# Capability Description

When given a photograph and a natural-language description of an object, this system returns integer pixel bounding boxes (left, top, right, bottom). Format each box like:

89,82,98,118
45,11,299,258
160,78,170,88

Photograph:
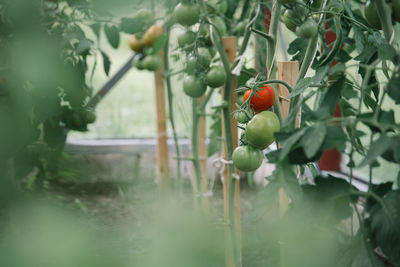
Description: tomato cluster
127,10,164,72
61,107,96,131
232,110,281,172
281,1,320,38
173,1,228,98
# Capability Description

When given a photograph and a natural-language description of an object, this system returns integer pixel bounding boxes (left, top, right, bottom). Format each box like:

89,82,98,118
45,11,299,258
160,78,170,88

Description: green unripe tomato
142,55,162,71
232,146,264,172
186,54,199,73
234,109,252,124
206,66,226,88
173,3,200,26
133,59,144,70
206,0,228,14
310,0,323,10
283,9,299,33
245,111,280,149
211,16,227,36
178,31,196,48
364,1,382,29
296,19,318,38
187,48,212,73
183,75,207,98
233,20,249,36
197,47,212,68
208,46,217,58
132,9,154,27
82,109,96,124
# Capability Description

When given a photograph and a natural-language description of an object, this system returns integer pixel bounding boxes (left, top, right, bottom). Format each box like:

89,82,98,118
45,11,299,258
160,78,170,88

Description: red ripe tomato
243,85,275,113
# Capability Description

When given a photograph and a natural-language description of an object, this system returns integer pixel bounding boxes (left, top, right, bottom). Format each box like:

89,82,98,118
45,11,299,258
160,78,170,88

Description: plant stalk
163,30,183,196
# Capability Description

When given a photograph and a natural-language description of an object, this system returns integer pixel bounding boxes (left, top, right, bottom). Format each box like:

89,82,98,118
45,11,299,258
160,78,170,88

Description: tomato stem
163,29,183,197
266,0,284,124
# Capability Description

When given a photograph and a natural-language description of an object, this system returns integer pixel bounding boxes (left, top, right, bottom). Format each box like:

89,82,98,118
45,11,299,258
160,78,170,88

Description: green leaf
248,178,280,220
337,233,384,267
275,128,307,161
300,123,327,158
387,72,400,104
273,163,302,203
100,51,111,76
150,34,167,55
288,38,309,63
341,81,358,99
336,50,352,63
289,77,312,98
366,182,393,212
104,25,120,49
315,74,344,119
359,134,395,167
238,67,256,87
378,44,396,61
119,18,146,34
321,125,347,151
369,190,400,265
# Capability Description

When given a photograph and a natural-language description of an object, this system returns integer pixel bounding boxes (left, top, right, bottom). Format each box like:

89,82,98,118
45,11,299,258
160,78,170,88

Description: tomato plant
243,85,275,113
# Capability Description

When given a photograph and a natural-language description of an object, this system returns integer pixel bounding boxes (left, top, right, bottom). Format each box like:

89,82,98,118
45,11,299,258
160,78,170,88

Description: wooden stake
277,61,299,214
198,96,209,213
154,50,170,190
277,61,299,267
222,36,241,267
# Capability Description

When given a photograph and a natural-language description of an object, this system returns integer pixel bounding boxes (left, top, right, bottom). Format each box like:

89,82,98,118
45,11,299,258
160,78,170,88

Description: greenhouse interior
0,0,399,266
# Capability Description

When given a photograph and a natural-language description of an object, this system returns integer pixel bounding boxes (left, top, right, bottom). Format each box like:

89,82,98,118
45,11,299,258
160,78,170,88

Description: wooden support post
154,50,170,191
222,36,241,267
277,61,299,213
277,61,299,267
198,96,209,213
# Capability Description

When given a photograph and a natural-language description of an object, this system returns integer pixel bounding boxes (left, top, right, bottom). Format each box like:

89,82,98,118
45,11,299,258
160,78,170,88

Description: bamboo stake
222,36,241,267
154,50,170,191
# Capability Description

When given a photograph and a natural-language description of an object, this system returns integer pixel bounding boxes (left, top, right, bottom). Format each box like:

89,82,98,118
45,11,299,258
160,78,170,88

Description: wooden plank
154,50,170,191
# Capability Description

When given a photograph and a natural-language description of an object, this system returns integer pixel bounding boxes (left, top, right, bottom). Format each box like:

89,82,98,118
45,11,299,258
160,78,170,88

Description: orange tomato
141,25,163,46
